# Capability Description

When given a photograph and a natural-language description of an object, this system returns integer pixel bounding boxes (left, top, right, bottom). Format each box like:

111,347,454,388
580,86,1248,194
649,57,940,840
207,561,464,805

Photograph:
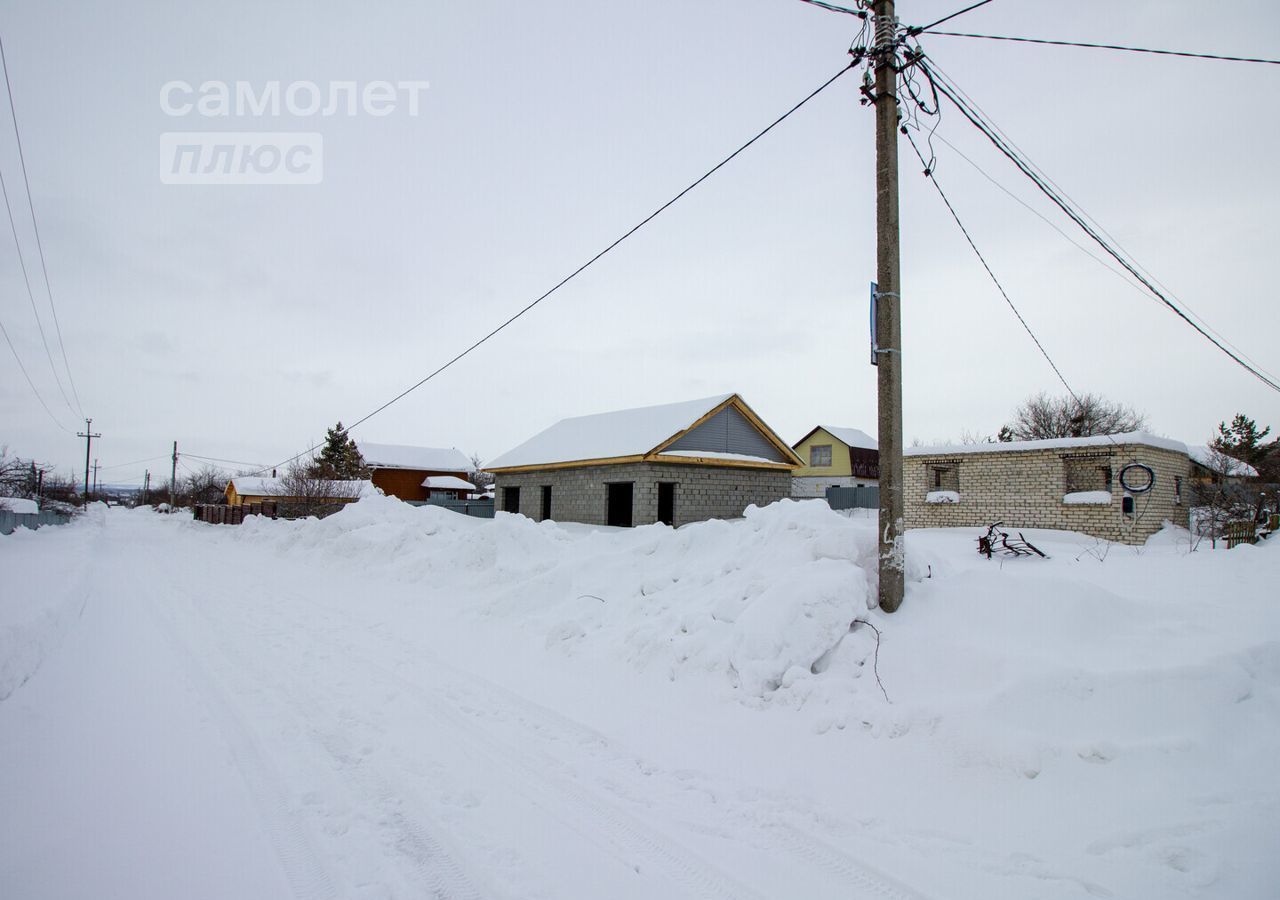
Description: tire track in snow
289,603,940,900
158,593,489,900
767,824,937,900
213,589,769,900
146,594,341,900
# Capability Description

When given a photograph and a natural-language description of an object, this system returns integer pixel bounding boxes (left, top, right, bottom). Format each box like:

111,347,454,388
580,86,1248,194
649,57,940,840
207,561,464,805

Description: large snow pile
237,496,897,708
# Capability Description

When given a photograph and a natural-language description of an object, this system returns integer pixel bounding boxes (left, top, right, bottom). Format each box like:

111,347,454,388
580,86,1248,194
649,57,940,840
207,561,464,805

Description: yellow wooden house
791,426,879,498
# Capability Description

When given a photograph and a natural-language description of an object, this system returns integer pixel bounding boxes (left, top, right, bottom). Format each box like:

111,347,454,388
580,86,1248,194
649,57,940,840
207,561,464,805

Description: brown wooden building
357,442,475,502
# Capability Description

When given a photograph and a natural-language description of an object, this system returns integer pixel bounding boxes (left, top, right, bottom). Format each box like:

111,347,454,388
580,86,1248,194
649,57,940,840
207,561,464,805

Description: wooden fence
193,501,277,525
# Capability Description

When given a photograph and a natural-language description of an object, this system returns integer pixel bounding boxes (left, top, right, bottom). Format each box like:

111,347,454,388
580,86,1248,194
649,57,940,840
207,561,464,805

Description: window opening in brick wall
810,445,832,467
930,465,959,491
1064,455,1113,493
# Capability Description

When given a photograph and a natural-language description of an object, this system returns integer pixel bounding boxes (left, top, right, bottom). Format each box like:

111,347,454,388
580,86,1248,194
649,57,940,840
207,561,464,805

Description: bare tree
1191,445,1263,549
182,464,229,506
278,456,364,519
468,451,494,493
1004,392,1148,441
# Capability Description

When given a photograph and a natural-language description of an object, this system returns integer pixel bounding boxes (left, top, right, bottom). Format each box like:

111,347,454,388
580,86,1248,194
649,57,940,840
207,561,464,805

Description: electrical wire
902,127,1078,401
0,313,71,432
923,31,1280,66
919,56,1278,386
911,0,995,35
182,452,271,469
1,164,74,414
795,0,866,16
0,33,84,417
250,62,857,476
915,57,1280,393
98,454,171,471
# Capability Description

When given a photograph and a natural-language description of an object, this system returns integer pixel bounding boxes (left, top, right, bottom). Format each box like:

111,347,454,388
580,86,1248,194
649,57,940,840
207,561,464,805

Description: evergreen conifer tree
310,422,369,480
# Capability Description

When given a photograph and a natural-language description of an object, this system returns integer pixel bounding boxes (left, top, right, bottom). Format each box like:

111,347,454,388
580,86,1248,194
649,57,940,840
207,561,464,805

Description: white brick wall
904,443,1191,544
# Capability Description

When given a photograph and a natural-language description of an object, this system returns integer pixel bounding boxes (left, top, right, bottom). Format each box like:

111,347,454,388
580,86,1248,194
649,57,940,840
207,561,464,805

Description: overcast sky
2,0,1278,487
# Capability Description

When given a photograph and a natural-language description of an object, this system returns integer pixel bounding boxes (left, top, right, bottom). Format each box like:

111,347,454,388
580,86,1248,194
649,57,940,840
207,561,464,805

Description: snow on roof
0,497,39,514
228,477,378,498
357,442,470,472
818,426,878,450
905,432,1190,457
487,394,735,469
1187,445,1259,477
422,475,476,491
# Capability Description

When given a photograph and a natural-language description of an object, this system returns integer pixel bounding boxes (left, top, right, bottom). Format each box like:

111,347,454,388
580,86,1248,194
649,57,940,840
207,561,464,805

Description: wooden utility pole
92,459,99,497
168,441,178,511
77,418,101,508
143,470,150,505
873,0,905,612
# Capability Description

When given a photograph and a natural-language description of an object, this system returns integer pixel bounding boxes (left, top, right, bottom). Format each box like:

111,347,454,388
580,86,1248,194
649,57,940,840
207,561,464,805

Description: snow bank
236,496,887,707
0,506,102,699
0,497,39,514
1063,490,1112,505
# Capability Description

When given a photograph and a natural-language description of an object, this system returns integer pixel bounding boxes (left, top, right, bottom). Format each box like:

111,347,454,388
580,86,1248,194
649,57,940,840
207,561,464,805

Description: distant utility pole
168,441,177,511
92,459,99,496
77,419,101,508
143,470,150,505
873,0,905,612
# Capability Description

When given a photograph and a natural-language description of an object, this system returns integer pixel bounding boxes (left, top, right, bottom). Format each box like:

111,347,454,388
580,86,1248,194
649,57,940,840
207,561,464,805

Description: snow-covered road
2,502,1278,899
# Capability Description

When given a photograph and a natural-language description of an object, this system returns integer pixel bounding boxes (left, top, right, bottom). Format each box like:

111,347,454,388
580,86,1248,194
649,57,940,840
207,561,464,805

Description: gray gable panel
663,405,787,462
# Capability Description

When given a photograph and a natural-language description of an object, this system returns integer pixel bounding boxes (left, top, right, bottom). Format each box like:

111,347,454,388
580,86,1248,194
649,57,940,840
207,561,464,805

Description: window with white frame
810,444,833,467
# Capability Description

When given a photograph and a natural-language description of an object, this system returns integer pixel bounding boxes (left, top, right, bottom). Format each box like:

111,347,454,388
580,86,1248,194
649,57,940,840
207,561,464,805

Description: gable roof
486,393,801,472
794,425,878,451
356,442,470,472
422,475,477,491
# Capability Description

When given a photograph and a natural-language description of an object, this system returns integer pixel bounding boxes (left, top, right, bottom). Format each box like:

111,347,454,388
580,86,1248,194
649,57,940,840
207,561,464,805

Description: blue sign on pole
870,281,878,366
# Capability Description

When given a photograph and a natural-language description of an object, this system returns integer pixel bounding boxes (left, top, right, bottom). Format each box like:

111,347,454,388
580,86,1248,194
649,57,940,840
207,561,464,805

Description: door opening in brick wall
540,484,552,521
606,482,633,527
657,482,675,526
503,485,520,514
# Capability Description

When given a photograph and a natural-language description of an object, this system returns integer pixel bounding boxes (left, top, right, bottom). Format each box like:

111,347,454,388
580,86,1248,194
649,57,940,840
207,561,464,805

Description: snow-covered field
1,498,1277,899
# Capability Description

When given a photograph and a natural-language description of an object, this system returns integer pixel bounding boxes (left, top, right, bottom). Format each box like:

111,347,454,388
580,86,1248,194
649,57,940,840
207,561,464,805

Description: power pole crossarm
873,0,906,612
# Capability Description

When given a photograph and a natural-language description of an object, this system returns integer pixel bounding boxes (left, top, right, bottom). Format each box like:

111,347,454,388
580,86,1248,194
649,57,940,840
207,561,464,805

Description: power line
98,453,171,471
927,129,1277,383
0,313,71,432
794,0,866,17
0,163,74,414
917,56,1277,386
911,0,995,35
915,57,1280,393
252,61,857,476
922,31,1280,66
0,33,84,417
182,452,271,469
902,127,1077,400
